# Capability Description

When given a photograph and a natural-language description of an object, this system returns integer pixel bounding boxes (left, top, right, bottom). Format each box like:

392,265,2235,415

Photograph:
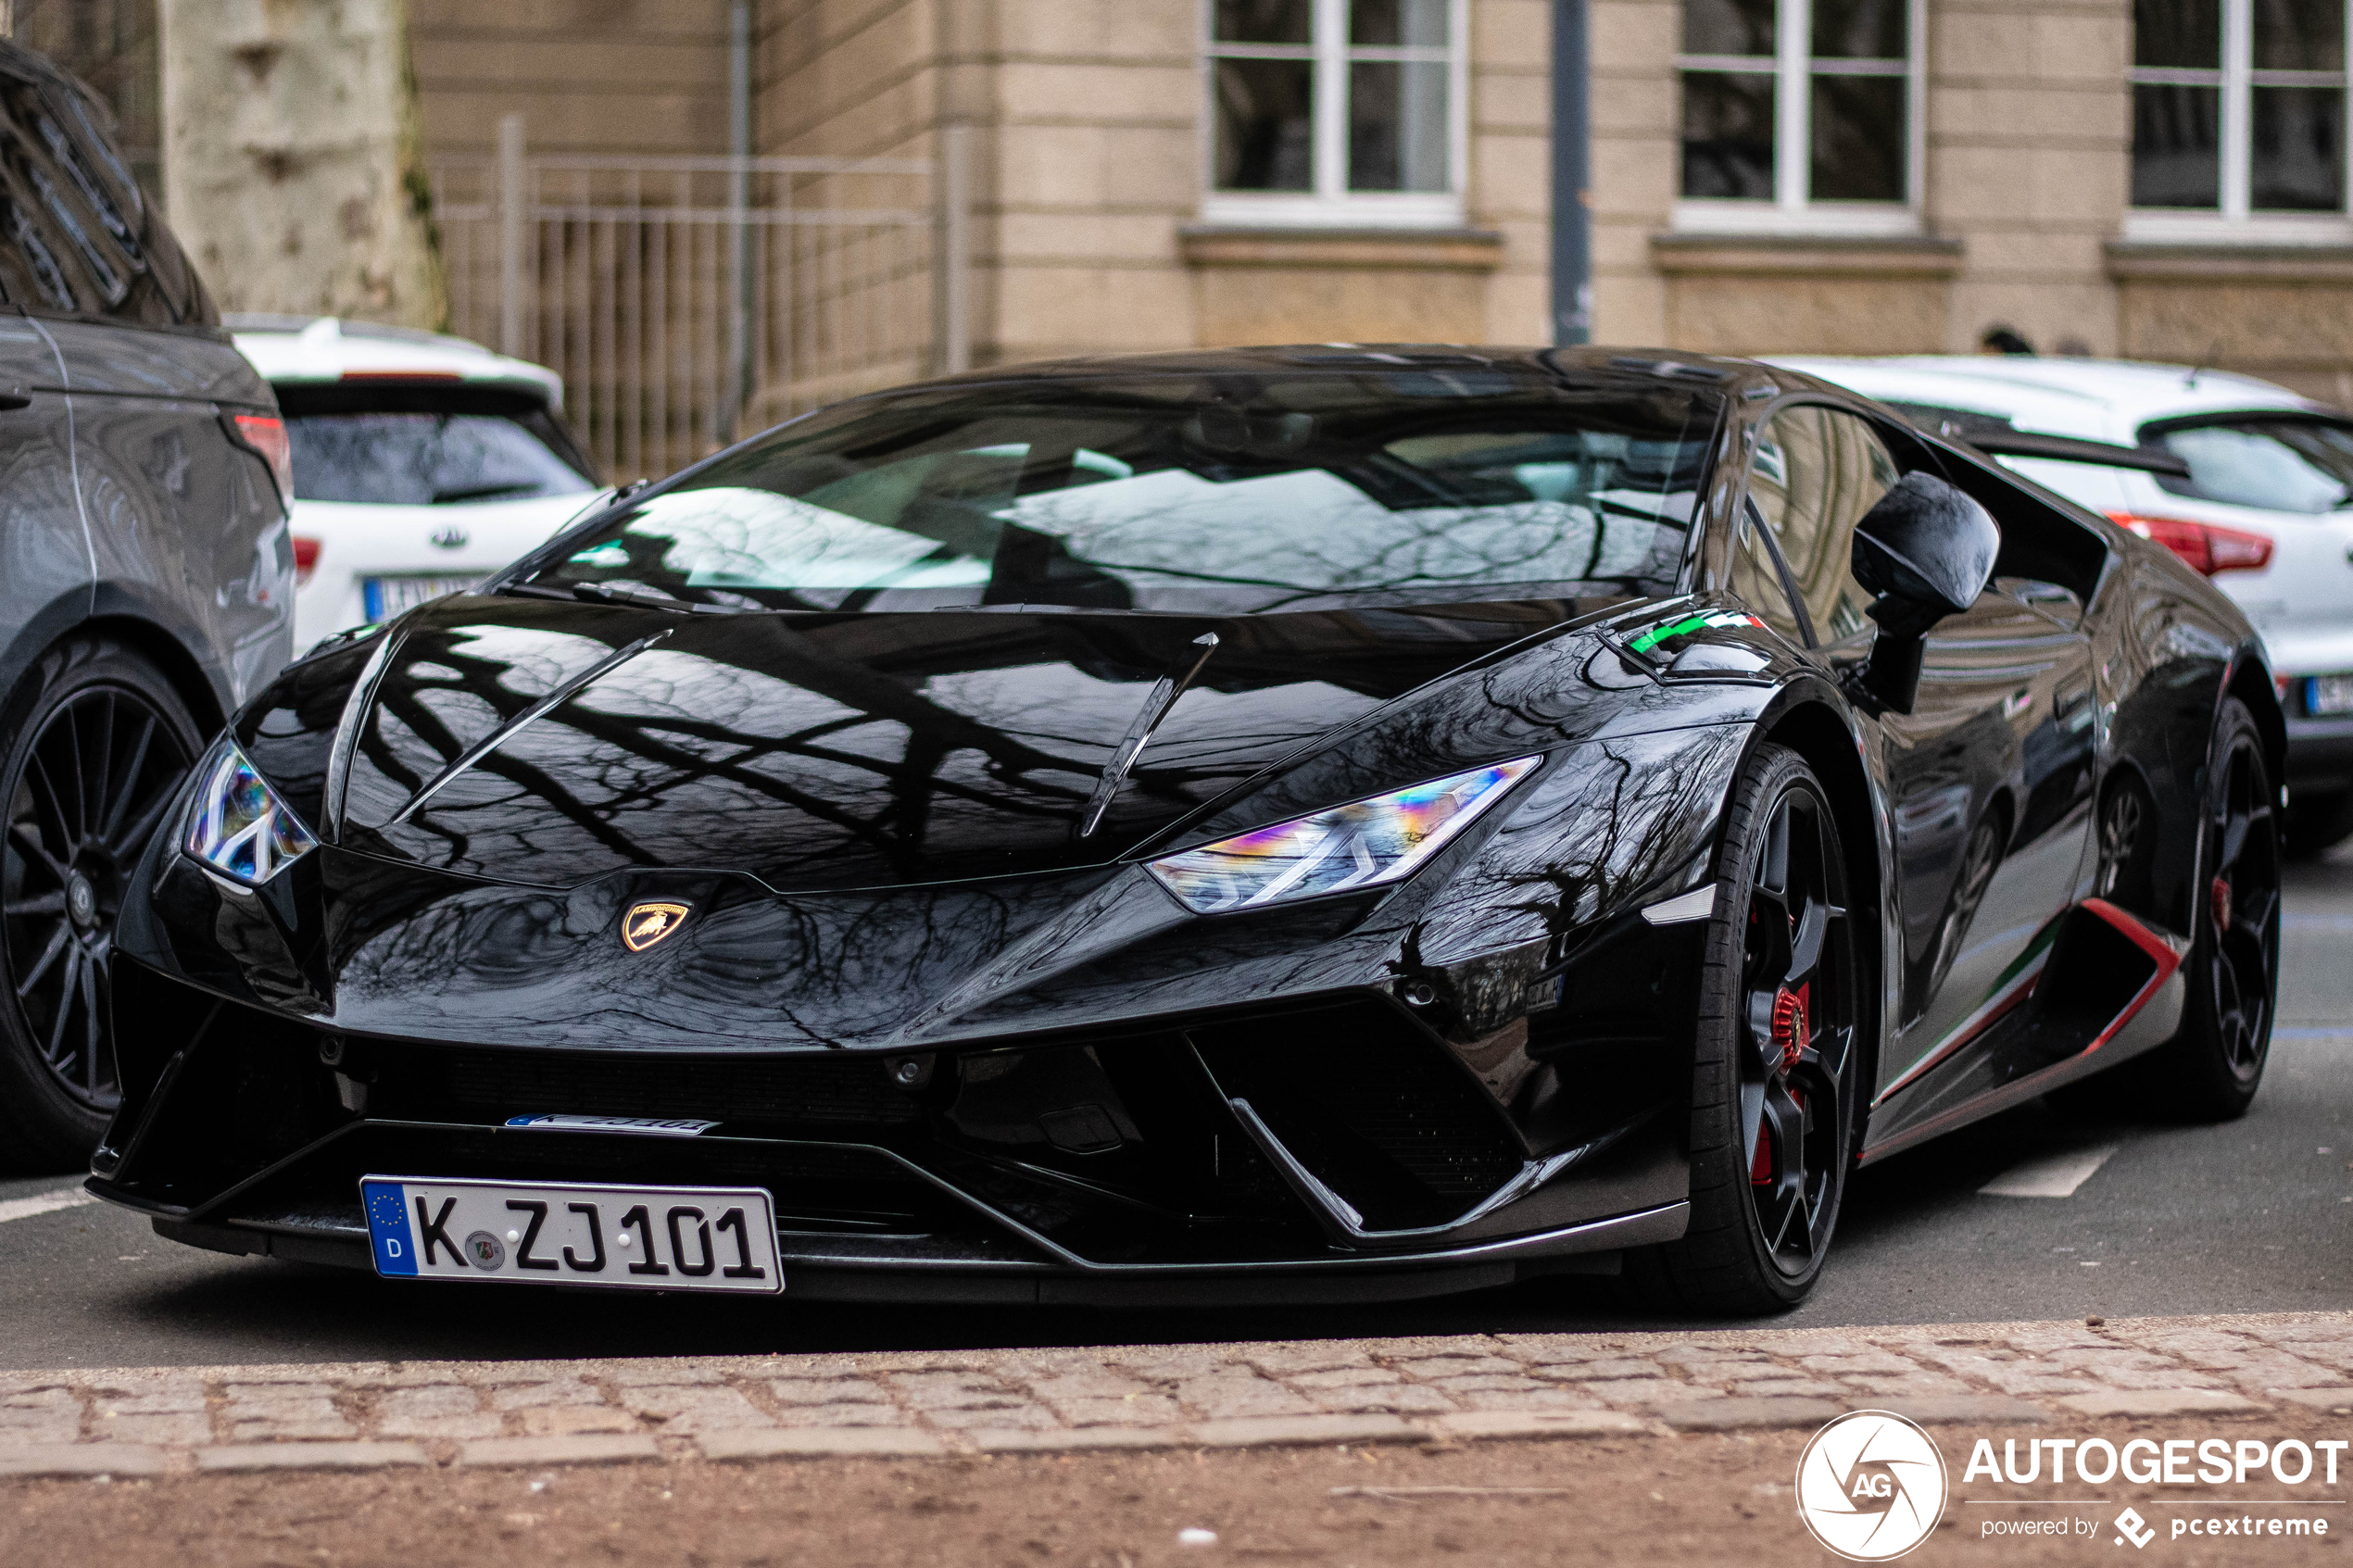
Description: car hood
244,594,1604,895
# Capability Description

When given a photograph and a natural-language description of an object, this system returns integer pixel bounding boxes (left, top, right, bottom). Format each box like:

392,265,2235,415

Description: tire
2283,788,2353,860
1629,743,1862,1315
0,637,201,1172
2151,696,2280,1122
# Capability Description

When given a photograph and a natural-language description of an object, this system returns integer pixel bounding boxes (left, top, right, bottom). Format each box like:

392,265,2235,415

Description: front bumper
94,959,1691,1305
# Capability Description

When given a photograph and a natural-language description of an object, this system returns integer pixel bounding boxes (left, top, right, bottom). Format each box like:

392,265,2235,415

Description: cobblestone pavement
5,1310,2350,1480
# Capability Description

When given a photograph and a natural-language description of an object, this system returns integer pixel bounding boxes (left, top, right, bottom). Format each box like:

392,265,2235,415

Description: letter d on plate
363,1180,419,1276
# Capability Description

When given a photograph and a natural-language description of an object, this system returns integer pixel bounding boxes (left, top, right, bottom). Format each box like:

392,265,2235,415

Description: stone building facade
352,0,2353,403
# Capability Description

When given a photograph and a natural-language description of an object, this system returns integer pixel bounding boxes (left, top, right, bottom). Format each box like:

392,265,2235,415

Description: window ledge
2105,238,2353,282
1178,225,1504,271
1649,232,1964,277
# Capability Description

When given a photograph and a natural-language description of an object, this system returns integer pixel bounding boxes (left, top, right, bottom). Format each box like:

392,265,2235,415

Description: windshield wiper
432,482,544,504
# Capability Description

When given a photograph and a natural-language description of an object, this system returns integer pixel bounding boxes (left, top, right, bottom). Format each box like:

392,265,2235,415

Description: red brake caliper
1752,983,1810,1185
2211,875,2232,935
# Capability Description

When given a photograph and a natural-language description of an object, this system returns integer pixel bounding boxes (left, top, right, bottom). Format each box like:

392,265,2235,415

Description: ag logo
621,900,690,952
1794,1410,1948,1562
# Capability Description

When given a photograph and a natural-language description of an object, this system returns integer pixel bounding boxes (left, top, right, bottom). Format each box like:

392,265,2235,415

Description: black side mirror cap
1846,472,2002,714
1853,472,2001,618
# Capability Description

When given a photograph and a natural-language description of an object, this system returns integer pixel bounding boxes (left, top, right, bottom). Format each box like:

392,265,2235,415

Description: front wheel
1629,743,1861,1314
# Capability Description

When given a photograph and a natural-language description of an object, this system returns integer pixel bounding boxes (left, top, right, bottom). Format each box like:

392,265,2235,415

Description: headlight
182,741,320,884
1146,757,1541,914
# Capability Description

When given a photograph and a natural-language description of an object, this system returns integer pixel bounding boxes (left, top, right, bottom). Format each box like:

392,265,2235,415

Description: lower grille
1191,1000,1525,1230
410,1049,924,1128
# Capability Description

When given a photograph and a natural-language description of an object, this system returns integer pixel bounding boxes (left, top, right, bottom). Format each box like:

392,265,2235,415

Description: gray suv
0,42,291,1168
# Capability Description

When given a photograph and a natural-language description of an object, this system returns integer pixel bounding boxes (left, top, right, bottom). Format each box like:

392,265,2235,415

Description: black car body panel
94,345,2274,1303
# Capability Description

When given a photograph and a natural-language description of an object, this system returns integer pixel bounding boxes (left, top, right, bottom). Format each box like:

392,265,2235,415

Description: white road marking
1979,1145,2120,1198
0,1185,98,1224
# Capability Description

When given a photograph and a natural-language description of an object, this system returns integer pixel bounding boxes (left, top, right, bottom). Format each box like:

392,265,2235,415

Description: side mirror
1846,472,2002,714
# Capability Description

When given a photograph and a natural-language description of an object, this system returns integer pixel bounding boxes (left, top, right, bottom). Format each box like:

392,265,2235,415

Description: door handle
0,392,30,411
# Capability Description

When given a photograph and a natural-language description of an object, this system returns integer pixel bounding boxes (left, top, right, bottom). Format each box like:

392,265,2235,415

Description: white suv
1780,354,2353,856
229,316,608,650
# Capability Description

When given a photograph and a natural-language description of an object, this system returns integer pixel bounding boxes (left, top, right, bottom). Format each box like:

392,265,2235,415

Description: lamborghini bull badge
621,901,690,952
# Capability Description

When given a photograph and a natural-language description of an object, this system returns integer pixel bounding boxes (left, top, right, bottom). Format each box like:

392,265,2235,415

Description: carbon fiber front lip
142,1203,1693,1278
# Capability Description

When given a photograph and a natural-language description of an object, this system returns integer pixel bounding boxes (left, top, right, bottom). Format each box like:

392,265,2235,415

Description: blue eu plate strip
362,1180,418,1276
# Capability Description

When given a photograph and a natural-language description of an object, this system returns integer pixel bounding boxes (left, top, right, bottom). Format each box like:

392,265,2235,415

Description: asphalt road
4,848,2348,1370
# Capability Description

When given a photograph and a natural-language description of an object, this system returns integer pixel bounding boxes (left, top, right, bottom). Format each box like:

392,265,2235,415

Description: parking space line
0,1185,97,1225
1978,1145,2120,1198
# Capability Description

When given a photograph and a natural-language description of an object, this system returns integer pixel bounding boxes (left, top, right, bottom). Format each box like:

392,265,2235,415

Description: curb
6,1308,2351,1481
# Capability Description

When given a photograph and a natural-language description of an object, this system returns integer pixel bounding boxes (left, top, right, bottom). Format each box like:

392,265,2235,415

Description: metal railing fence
432,119,970,483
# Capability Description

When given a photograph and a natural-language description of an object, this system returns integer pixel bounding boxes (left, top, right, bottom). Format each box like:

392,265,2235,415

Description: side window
0,70,202,328
1748,405,1896,647
1729,498,1806,646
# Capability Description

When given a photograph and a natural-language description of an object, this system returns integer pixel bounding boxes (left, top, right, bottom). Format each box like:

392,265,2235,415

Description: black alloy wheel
1631,742,1860,1313
0,638,199,1169
2158,697,2279,1120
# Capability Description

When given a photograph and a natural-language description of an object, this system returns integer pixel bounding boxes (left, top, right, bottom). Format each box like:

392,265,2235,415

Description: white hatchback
229,316,607,651
1779,354,2353,855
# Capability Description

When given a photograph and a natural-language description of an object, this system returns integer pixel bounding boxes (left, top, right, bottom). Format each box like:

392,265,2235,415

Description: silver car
0,41,290,1169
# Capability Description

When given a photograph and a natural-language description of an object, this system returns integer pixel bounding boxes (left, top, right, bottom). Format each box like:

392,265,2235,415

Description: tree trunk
158,0,445,328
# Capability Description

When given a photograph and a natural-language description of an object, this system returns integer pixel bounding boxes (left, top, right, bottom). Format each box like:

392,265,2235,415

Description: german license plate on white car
360,1175,782,1293
2309,674,2353,716
362,575,480,621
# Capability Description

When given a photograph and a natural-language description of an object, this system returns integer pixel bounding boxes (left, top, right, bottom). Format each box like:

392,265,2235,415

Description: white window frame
2124,0,2353,244
1201,0,1469,229
1671,0,1927,237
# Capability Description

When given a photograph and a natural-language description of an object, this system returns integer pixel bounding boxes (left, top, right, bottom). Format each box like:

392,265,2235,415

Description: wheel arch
77,615,229,740
2225,648,2287,795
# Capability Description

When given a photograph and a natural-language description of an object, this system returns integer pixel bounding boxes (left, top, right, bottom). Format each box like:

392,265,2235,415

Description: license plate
2309,674,2353,716
360,1175,782,1293
362,575,479,621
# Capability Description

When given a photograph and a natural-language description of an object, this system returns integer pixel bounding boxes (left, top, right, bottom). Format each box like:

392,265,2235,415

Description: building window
1675,0,1925,233
2130,0,2350,234
1203,0,1466,226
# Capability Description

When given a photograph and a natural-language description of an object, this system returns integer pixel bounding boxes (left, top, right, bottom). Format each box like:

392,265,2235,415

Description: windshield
517,369,1716,614
2149,417,2353,514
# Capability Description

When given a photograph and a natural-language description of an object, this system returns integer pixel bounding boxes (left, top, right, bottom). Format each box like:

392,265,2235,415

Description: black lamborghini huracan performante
91,347,2282,1312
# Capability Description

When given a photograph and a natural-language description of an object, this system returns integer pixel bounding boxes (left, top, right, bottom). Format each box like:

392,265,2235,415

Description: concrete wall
409,0,734,157
748,0,1551,369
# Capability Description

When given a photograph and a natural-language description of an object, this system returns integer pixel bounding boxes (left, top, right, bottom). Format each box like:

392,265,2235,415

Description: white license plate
360,1175,782,1293
2309,674,2353,716
362,575,479,621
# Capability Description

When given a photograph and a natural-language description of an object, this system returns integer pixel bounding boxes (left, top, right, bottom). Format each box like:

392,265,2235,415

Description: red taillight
233,413,295,506
2108,512,2275,575
292,535,320,585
